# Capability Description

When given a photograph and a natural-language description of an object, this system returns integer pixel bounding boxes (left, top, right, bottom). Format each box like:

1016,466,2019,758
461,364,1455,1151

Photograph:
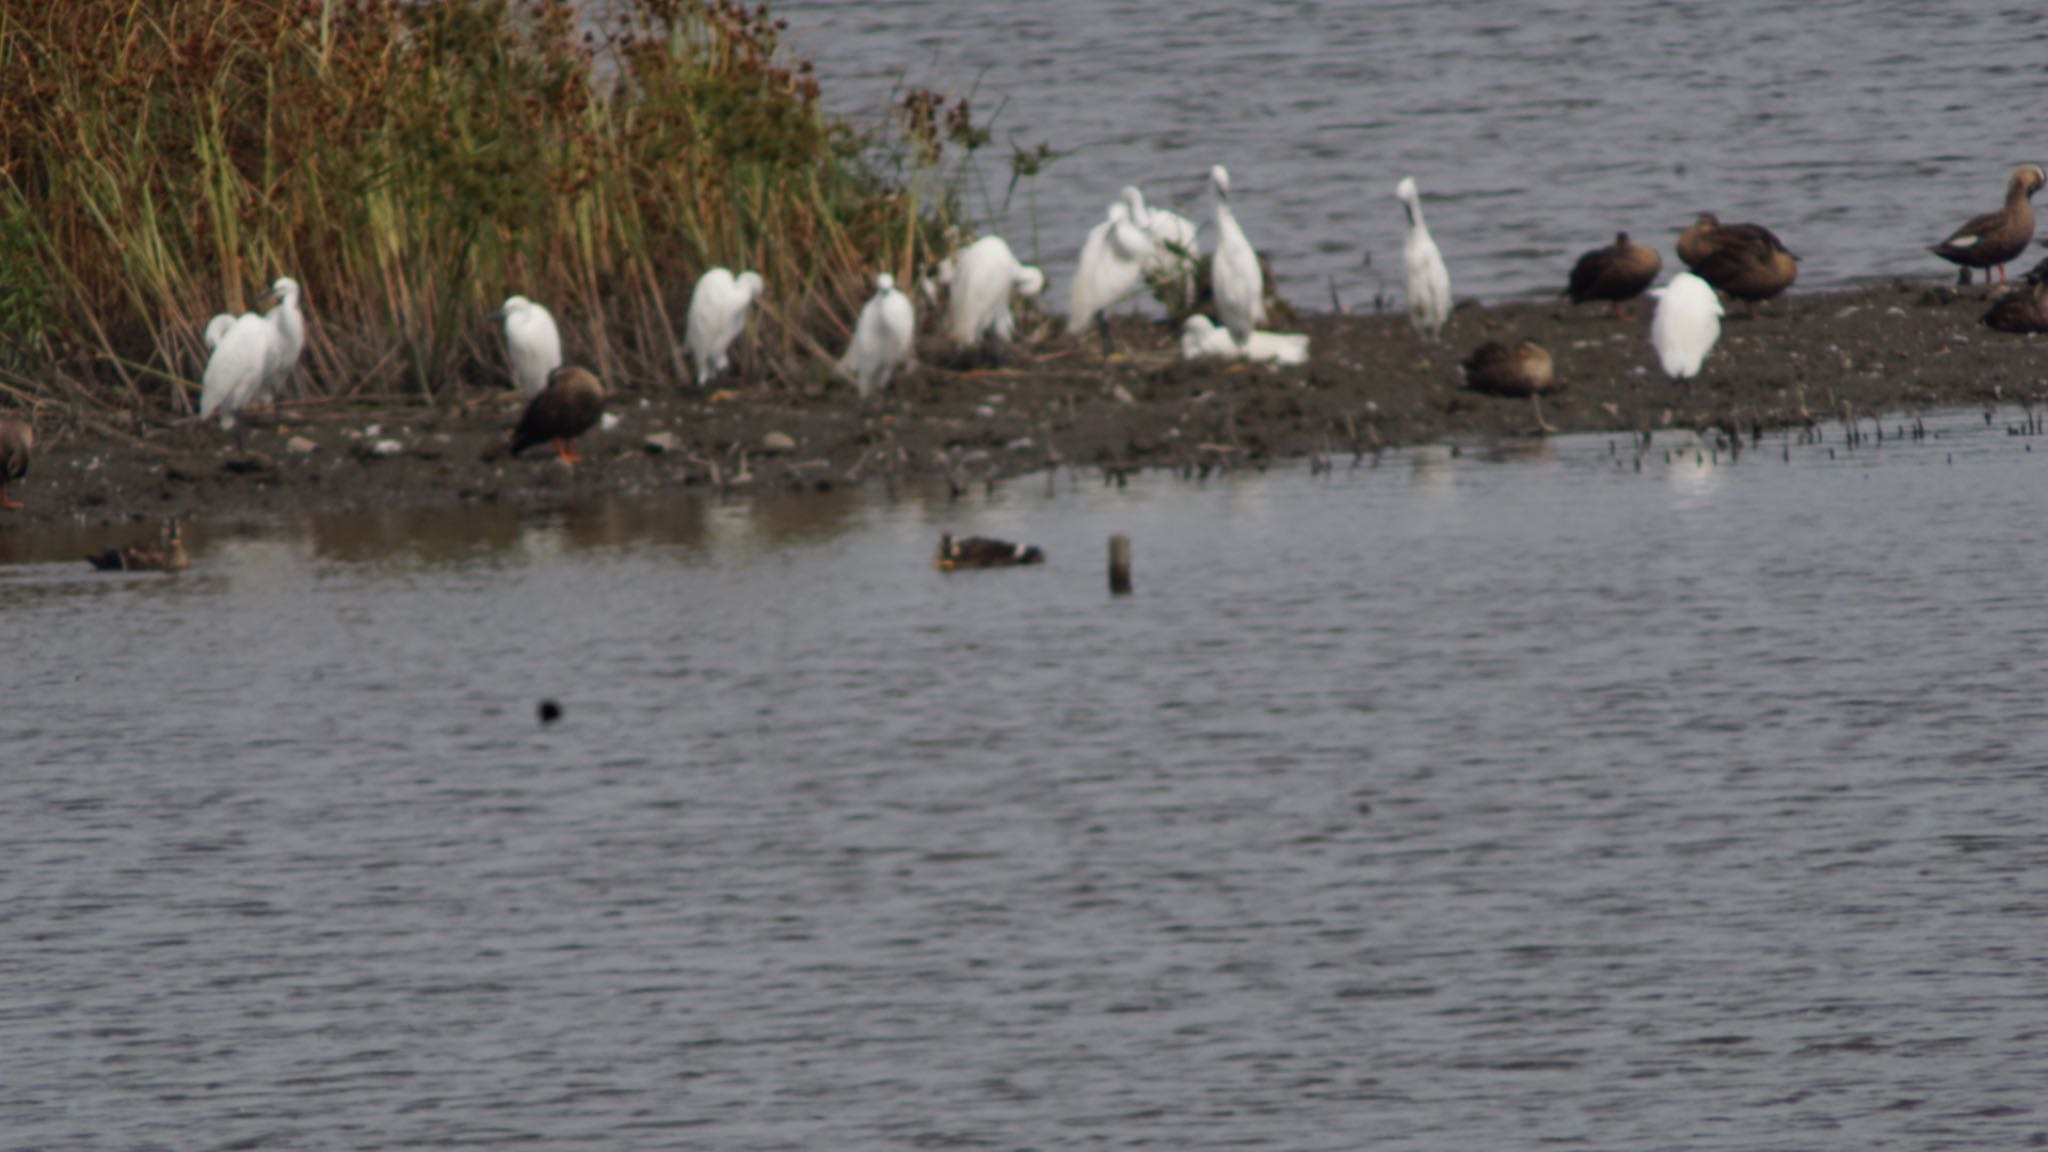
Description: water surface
5,412,2048,1149
778,0,2048,305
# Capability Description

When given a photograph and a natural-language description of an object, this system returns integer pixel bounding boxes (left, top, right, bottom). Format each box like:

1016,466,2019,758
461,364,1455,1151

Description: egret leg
1096,314,1114,358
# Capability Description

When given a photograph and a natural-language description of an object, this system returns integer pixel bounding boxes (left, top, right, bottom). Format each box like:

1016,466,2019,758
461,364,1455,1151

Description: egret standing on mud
1125,185,1201,298
1650,272,1723,382
1396,177,1452,341
264,277,305,402
1209,166,1264,348
1068,191,1155,353
686,268,765,385
842,273,915,399
942,236,1044,360
498,295,563,400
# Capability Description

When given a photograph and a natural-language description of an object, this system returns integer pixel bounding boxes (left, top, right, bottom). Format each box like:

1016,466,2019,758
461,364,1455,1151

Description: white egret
498,295,562,399
1068,195,1155,352
686,268,765,385
263,277,305,402
203,313,235,351
841,273,915,399
1179,314,1308,366
1395,176,1452,341
199,311,281,427
1650,272,1723,381
1123,185,1201,296
943,236,1045,357
1209,166,1264,348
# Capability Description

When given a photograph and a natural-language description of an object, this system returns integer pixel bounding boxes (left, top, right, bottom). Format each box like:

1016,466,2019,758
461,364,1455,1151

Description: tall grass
0,0,981,413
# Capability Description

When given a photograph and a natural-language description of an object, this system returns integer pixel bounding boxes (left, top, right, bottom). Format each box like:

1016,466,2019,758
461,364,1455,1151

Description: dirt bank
4,279,2044,530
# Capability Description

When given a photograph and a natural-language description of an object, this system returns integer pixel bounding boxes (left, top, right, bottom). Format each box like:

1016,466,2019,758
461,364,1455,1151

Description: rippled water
6,409,2048,1148
778,0,2048,305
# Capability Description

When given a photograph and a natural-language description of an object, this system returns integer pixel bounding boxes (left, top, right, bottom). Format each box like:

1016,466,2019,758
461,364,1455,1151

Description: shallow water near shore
6,407,2048,1148
778,0,2048,306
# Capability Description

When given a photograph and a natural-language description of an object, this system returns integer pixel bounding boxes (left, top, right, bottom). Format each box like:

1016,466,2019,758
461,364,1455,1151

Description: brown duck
1565,232,1662,318
87,519,189,572
934,532,1045,571
1981,256,2048,334
1930,164,2045,287
1459,340,1558,434
510,365,606,463
0,417,32,510
1677,213,1799,316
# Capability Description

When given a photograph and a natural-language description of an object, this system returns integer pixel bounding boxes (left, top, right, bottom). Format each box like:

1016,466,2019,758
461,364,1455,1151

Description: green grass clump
0,0,977,413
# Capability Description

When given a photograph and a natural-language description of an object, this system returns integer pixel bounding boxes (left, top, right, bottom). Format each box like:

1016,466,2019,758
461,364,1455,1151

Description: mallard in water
1981,256,2048,333
1459,340,1557,433
1565,232,1662,318
509,365,605,463
87,519,189,572
0,417,32,510
934,532,1045,571
1677,213,1799,317
1930,164,2045,288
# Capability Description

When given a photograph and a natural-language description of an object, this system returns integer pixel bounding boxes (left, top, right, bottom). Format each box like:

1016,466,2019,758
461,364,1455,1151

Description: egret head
875,272,895,294
1210,166,1231,200
1395,176,1419,205
269,277,301,308
1014,266,1046,299
496,295,534,320
736,271,765,300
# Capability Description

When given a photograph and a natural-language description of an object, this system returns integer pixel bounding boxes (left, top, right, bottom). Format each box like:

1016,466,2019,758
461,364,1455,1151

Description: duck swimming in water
934,532,1045,571
87,519,188,572
1930,164,2045,288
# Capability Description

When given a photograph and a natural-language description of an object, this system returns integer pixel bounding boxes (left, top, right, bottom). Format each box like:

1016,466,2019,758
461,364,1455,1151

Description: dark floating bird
934,532,1046,571
510,365,606,464
1564,232,1662,318
538,699,564,725
1930,164,2045,288
1458,339,1558,434
87,519,188,572
0,416,33,510
1981,256,2048,334
1677,213,1800,317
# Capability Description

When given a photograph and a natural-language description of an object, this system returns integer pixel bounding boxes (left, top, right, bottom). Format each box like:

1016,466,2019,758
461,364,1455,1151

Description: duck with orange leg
0,416,32,510
934,532,1045,571
87,519,188,572
1930,164,2045,289
509,365,606,465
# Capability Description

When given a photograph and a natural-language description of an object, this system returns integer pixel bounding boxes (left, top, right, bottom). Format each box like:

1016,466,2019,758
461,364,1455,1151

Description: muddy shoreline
4,280,2044,531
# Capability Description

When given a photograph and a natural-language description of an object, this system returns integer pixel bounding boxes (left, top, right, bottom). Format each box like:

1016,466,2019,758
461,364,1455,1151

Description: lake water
6,409,2048,1148
777,0,2048,306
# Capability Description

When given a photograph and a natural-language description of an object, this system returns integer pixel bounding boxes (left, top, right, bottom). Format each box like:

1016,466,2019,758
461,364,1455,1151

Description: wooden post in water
1108,534,1133,596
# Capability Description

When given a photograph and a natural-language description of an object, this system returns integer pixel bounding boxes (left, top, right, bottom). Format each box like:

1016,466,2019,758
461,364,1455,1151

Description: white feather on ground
841,273,916,398
943,236,1044,348
1649,271,1723,381
686,268,765,385
1209,166,1265,347
1180,314,1309,365
1396,176,1452,341
499,295,563,399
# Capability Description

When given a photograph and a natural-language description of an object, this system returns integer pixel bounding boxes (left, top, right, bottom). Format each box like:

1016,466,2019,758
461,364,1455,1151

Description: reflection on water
5,410,2048,1150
